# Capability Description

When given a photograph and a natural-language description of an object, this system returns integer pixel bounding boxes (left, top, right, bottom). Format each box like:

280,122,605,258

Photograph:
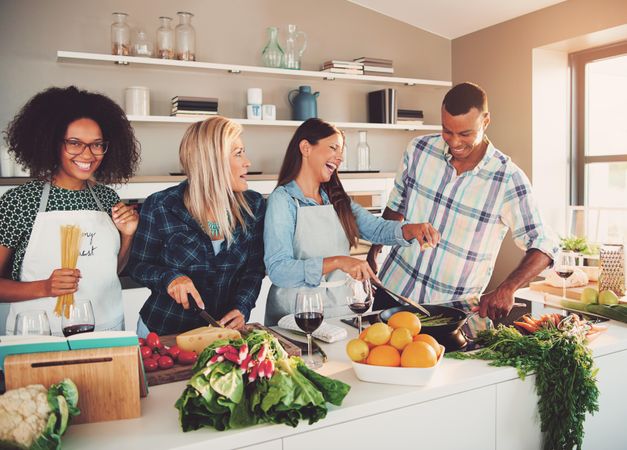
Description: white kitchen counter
63,289,627,450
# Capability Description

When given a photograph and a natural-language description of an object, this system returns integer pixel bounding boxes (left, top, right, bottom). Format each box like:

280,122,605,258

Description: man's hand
401,223,441,248
474,287,515,320
366,245,383,273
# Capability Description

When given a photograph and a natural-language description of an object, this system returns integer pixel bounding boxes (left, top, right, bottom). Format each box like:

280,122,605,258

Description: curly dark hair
4,86,140,184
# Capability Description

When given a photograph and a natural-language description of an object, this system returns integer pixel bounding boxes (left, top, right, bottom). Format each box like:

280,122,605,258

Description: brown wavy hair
277,118,359,248
4,86,140,184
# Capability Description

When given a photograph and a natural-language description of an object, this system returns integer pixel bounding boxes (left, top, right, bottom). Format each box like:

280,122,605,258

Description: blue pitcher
288,86,319,121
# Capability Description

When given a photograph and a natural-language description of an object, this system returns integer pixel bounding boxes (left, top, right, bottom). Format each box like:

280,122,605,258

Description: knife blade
188,294,223,328
271,329,328,362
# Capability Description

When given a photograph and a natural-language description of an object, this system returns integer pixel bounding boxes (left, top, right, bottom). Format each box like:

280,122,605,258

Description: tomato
138,337,145,346
157,345,170,356
145,332,161,349
158,355,174,369
140,346,153,360
167,345,181,361
143,358,158,372
178,350,198,365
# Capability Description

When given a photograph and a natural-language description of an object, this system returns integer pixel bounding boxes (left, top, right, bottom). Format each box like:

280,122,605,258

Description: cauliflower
0,379,79,450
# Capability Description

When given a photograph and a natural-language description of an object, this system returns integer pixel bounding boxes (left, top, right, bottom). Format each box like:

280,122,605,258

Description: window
571,42,627,208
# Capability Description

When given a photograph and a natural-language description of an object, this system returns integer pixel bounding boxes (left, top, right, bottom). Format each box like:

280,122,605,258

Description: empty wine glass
346,277,373,334
14,310,51,336
294,290,323,369
555,251,576,299
62,300,96,337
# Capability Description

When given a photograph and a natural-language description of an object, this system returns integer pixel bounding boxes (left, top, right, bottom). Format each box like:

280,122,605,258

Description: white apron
6,182,124,335
264,197,352,326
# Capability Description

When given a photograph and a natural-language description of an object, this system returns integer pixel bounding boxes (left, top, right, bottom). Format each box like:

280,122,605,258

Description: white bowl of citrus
346,311,444,386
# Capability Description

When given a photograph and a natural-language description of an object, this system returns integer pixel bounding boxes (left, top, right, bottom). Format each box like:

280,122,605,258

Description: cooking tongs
374,283,431,317
188,294,223,328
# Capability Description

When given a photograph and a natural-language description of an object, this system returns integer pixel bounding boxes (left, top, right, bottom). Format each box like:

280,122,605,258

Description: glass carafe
356,131,370,171
261,27,284,68
132,29,153,57
282,24,307,70
156,16,174,59
111,12,130,56
175,11,196,61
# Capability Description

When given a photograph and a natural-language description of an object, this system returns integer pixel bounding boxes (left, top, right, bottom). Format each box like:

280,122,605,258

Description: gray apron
264,197,353,326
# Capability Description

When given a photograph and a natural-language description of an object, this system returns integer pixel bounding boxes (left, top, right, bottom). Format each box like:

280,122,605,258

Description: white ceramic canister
124,86,150,116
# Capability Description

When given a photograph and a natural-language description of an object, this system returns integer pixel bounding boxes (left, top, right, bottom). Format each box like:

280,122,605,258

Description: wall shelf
127,115,441,131
57,51,452,88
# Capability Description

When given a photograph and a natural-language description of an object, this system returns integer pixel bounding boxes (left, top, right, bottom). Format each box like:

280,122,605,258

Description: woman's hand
45,268,80,297
112,202,139,237
167,276,204,310
336,256,380,283
401,223,441,249
220,309,245,330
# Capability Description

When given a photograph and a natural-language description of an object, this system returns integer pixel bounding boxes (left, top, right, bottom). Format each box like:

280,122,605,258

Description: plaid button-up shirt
379,134,558,303
128,181,265,335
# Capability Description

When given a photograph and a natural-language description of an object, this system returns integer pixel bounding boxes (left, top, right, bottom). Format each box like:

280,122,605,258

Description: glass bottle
282,24,307,70
339,134,348,171
175,11,196,61
261,27,284,68
156,16,174,59
356,131,370,171
111,12,130,56
132,29,153,57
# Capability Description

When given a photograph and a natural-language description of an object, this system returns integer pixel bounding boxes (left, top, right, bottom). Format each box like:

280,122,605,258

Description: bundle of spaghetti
54,225,82,318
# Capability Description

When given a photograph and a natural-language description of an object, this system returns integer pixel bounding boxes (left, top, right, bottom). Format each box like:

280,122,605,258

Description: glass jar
356,131,370,171
175,11,196,61
111,12,130,56
156,16,174,59
283,24,307,70
132,29,153,57
339,134,349,171
261,27,283,68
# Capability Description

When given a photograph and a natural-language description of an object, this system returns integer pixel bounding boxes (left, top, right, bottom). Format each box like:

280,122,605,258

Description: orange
413,334,441,357
346,339,370,362
387,311,422,336
366,345,401,367
389,327,413,351
400,341,437,368
363,323,393,346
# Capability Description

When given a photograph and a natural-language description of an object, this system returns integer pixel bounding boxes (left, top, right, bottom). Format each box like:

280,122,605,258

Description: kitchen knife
188,294,223,328
271,329,328,362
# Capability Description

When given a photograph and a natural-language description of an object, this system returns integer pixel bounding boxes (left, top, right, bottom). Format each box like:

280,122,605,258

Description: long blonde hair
179,116,252,244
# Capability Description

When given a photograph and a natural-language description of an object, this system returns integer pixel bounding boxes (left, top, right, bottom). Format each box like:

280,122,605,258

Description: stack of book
367,89,397,124
397,109,424,126
353,57,394,76
171,96,218,117
321,60,364,74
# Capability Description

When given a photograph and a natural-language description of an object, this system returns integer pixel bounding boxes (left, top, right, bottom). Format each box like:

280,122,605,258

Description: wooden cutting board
528,280,597,300
145,323,302,387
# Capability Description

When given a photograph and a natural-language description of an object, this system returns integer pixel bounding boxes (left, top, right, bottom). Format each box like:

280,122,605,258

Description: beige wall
0,0,450,177
452,0,627,290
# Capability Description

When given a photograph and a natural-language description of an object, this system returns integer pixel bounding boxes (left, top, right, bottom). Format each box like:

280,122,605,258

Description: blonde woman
128,116,265,336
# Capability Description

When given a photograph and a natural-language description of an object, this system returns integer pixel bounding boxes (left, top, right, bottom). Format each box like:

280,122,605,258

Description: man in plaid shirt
368,82,558,321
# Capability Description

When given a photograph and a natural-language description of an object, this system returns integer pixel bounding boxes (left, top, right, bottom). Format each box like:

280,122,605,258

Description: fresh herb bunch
560,236,599,255
447,325,599,450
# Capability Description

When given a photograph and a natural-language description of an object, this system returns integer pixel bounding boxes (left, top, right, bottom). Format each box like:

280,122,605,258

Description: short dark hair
4,86,140,184
442,82,488,116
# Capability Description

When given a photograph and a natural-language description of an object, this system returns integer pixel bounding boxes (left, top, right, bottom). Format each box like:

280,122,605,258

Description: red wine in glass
348,302,371,314
295,312,324,333
556,270,574,279
63,324,95,337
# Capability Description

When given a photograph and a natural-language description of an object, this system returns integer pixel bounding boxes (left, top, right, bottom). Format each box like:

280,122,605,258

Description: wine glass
555,251,576,299
14,310,51,336
346,277,373,334
62,300,96,337
294,290,324,369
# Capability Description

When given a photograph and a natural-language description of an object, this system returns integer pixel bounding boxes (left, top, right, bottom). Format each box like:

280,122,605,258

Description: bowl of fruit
346,312,444,386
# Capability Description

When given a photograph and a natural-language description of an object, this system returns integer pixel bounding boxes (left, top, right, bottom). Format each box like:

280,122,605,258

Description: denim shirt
264,180,411,288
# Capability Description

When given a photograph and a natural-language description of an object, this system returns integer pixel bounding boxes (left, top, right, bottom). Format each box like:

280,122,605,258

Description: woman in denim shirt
129,117,265,336
263,118,439,325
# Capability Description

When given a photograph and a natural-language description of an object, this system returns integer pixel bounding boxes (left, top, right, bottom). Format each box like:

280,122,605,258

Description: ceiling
347,0,567,39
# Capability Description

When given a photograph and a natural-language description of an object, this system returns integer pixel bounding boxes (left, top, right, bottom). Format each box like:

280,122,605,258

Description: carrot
515,321,538,333
523,315,538,326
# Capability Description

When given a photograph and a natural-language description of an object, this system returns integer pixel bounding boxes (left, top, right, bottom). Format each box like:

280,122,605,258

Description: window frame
570,41,627,206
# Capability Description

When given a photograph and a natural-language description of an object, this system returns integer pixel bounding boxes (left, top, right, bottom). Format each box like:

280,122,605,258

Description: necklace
207,221,220,237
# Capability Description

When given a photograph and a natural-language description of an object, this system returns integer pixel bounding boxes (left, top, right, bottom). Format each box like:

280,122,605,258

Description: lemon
389,327,413,351
346,339,370,362
363,323,393,346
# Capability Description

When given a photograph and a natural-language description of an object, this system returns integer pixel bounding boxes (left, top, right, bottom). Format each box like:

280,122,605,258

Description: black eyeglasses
63,139,109,156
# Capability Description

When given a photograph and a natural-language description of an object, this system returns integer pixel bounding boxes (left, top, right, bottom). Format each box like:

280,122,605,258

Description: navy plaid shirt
128,181,265,335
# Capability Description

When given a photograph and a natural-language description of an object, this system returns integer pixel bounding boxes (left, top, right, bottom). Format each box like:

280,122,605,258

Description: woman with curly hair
0,86,140,334
128,116,265,336
263,118,440,326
